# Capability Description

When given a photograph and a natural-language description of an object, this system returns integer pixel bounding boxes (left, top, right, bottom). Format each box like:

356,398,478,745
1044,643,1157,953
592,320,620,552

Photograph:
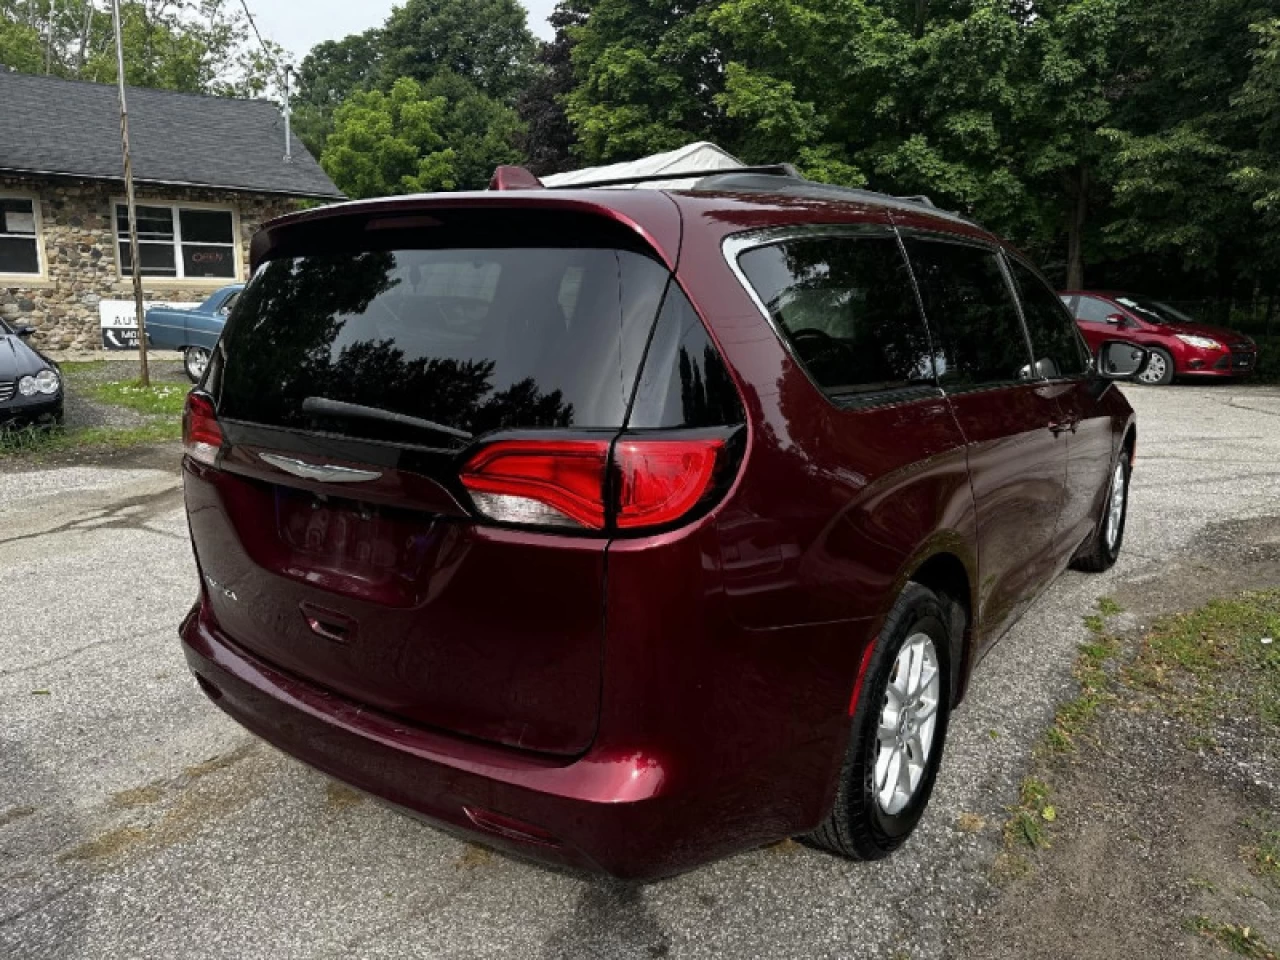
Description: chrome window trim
721,225,945,412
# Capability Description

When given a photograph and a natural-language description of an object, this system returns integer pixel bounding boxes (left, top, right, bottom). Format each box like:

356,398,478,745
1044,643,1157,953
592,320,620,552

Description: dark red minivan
179,167,1146,879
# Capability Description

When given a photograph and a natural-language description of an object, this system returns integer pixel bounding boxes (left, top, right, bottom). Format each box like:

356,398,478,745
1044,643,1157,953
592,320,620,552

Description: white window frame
0,191,47,281
112,199,242,283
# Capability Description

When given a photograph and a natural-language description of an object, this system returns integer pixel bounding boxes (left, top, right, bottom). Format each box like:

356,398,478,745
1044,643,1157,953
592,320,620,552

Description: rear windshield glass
217,247,669,445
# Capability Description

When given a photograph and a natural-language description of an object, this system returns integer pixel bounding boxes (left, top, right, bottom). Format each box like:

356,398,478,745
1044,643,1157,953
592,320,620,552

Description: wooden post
111,0,150,386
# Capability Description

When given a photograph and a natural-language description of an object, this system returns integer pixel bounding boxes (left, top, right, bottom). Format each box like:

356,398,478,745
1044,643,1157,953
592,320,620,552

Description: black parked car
0,319,63,425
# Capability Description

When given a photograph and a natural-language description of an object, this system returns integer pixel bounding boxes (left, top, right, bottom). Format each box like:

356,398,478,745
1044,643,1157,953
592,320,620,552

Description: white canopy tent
540,141,745,190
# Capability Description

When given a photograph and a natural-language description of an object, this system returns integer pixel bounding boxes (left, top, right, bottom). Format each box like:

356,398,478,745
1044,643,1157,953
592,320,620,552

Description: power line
236,0,283,83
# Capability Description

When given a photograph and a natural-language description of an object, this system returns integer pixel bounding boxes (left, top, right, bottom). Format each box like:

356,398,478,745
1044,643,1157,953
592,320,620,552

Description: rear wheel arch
902,551,973,706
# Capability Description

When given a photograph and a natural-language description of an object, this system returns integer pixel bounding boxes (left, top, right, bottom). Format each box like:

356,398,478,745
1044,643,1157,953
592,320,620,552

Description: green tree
382,0,538,102
0,0,285,98
565,0,732,162
421,70,524,189
1094,0,1280,318
321,77,458,198
711,0,1027,206
516,2,585,176
293,29,386,156
1013,0,1131,287
0,12,43,73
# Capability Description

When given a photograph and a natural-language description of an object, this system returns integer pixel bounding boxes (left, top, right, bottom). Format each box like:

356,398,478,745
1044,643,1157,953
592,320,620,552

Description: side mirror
13,324,35,338
1097,340,1149,380
1105,313,1127,326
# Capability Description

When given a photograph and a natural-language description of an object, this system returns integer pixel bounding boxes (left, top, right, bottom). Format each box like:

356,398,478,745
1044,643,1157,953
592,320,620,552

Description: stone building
0,70,342,351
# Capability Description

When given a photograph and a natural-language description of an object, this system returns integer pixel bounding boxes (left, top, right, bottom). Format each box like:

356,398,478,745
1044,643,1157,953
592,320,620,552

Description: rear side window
1008,259,1091,378
903,238,1031,388
217,246,669,444
736,235,935,400
1075,296,1116,324
628,283,743,429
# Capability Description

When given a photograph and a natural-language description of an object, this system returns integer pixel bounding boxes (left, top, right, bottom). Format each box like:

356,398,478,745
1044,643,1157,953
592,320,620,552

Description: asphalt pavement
2,383,1279,960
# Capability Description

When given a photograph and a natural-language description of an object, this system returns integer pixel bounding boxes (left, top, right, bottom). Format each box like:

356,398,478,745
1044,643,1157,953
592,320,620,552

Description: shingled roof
0,70,343,200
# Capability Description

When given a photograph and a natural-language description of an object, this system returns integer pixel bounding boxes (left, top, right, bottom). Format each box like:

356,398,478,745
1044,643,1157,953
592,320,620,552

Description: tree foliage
0,0,284,97
321,77,457,198
291,0,532,190
4,0,1280,324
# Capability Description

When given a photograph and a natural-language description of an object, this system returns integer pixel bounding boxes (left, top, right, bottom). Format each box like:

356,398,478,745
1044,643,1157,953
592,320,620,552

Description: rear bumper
180,605,818,879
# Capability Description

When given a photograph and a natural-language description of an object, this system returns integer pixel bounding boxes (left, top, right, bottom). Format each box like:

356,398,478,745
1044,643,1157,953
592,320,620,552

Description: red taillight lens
460,436,728,532
615,439,723,529
461,439,610,529
183,392,223,467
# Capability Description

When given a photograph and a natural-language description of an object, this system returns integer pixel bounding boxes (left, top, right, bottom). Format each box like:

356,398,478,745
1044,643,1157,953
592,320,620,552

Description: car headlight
17,375,37,396
1175,334,1223,350
35,369,60,395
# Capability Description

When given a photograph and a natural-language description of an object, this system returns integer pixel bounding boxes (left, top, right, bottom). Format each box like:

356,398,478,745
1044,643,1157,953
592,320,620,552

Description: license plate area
274,486,437,586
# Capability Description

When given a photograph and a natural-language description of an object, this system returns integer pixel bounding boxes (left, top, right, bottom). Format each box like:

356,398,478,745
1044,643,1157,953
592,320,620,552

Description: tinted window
217,247,669,445
1009,259,1091,378
629,283,743,428
737,235,934,398
1075,296,1116,324
903,238,1031,388
1,197,40,275
1113,296,1196,326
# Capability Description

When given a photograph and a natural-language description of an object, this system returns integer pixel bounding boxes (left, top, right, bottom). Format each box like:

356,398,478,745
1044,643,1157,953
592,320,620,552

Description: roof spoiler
488,165,545,191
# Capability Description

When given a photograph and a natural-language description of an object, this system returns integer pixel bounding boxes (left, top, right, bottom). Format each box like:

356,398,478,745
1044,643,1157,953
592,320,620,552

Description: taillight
460,435,729,533
183,392,223,467
615,439,723,529
461,439,610,529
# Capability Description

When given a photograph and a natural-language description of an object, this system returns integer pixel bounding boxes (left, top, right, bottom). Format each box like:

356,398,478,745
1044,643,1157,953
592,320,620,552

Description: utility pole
283,63,293,162
111,0,150,386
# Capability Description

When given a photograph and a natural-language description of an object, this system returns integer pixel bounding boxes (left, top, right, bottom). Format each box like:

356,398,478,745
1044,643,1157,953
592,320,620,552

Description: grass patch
1249,824,1280,886
1005,777,1055,850
89,380,190,416
1187,917,1279,959
1097,596,1123,617
0,421,181,460
1126,591,1280,728
1039,628,1120,757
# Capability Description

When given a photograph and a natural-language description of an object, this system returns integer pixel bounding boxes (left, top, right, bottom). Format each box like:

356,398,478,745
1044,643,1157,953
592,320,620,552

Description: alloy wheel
874,633,942,816
186,347,210,382
1137,351,1167,385
1105,461,1126,552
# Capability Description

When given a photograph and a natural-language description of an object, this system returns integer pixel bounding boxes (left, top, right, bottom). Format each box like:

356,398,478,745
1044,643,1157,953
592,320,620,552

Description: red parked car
1061,290,1258,386
179,167,1148,880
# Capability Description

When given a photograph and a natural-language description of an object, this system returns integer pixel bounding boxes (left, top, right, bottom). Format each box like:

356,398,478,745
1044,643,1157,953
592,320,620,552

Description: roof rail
542,163,802,190
895,194,935,208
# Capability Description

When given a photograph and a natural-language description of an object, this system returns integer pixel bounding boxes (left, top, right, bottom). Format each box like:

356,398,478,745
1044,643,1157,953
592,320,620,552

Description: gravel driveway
2,384,1279,960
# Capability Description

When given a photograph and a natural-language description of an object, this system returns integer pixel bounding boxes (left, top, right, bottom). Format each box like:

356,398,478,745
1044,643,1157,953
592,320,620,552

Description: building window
115,203,238,280
0,195,43,276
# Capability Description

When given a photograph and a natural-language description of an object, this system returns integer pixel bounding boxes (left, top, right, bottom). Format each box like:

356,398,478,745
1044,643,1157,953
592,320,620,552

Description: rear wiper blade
301,397,473,441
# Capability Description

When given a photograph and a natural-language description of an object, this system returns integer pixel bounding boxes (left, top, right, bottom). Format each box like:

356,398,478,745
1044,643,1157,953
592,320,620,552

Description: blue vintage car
145,284,243,382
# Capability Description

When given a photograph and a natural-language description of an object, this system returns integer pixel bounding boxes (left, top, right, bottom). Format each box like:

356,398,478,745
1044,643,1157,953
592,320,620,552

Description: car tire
806,583,953,861
1134,346,1174,386
1071,452,1130,573
184,347,210,384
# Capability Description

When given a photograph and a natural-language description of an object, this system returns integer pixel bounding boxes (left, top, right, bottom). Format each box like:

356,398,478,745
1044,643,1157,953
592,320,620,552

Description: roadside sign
99,299,186,350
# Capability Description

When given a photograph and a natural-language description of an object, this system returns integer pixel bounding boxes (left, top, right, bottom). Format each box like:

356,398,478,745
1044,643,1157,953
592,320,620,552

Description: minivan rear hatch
186,203,677,756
